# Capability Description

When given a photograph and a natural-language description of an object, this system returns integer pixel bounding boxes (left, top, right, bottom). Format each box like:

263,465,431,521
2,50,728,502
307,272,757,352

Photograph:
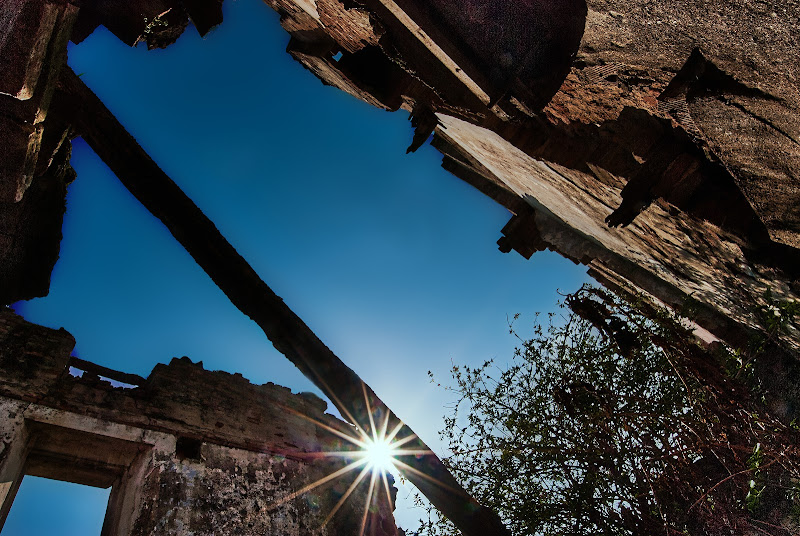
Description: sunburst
268,384,432,534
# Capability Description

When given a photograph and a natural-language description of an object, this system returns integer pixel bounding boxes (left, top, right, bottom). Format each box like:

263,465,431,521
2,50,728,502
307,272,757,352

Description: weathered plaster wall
0,310,397,535
534,0,800,249
127,441,366,535
433,113,800,349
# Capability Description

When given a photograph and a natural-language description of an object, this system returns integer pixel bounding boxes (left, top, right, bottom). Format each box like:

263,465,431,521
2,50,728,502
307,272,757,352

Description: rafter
56,66,510,536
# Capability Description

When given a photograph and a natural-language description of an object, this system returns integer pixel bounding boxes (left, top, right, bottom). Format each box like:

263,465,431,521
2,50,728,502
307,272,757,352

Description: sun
267,385,433,535
363,435,398,473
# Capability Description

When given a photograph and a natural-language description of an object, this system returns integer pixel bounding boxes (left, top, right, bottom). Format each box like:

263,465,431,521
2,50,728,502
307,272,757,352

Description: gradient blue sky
5,0,589,532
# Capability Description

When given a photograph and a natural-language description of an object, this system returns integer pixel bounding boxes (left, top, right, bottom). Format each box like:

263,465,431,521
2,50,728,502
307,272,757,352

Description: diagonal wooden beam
56,67,510,536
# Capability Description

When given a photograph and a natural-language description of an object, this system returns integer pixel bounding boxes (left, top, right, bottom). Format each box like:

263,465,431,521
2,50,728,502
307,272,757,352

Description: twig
751,518,794,534
688,457,779,512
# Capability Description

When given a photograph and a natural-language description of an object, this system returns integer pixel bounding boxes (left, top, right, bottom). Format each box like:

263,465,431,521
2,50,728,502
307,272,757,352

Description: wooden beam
57,67,510,536
68,356,147,386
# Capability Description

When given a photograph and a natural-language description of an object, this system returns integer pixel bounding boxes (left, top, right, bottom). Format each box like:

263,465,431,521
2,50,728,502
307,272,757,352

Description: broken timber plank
57,67,510,536
68,356,147,386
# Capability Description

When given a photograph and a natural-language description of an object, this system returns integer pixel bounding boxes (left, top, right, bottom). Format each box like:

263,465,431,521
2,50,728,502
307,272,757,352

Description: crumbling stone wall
0,310,397,535
0,0,77,304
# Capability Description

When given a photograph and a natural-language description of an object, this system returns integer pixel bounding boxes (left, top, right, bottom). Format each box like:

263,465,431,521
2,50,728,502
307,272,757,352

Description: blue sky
5,0,589,532
2,478,109,536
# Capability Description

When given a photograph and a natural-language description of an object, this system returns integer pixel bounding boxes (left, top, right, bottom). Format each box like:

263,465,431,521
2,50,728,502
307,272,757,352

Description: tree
417,286,800,536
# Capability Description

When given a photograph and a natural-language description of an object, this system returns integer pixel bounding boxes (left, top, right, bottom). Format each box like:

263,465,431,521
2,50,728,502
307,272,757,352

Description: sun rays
269,384,433,534
363,436,396,473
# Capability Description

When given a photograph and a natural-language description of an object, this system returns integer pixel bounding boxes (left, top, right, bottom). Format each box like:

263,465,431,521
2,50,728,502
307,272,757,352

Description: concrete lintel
22,405,175,453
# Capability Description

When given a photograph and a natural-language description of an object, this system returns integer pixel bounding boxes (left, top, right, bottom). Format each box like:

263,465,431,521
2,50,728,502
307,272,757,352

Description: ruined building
0,312,397,535
1,0,799,535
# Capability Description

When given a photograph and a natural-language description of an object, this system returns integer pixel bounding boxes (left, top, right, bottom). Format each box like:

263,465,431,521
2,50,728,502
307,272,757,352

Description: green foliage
416,286,800,536
745,443,766,513
745,290,800,375
756,290,799,338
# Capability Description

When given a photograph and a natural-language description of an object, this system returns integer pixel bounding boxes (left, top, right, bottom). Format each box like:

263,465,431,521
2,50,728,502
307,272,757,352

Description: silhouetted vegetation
417,286,800,535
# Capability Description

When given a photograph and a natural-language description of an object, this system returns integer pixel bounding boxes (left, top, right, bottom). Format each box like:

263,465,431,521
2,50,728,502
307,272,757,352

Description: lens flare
363,436,397,473
267,384,434,535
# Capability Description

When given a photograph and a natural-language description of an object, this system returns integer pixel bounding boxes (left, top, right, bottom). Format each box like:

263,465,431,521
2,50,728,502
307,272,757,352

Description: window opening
0,476,110,536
